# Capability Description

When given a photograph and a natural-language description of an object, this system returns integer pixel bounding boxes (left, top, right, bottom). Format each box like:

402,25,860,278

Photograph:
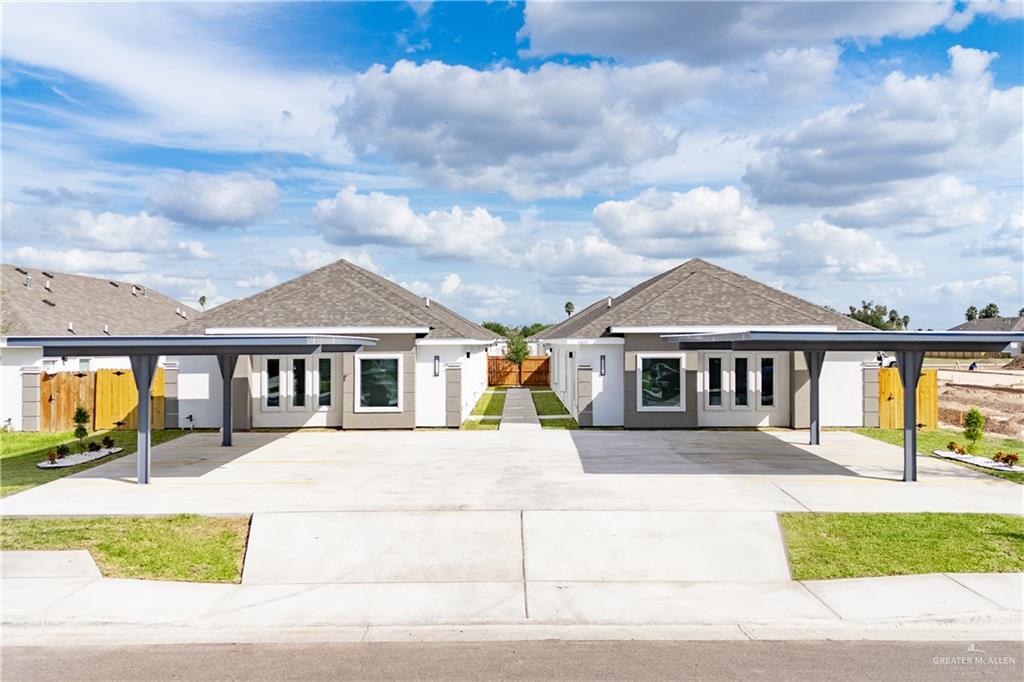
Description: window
760,357,775,407
707,356,723,407
733,356,750,408
318,357,332,407
78,358,91,372
637,354,684,411
356,355,402,412
292,358,306,407
266,358,281,408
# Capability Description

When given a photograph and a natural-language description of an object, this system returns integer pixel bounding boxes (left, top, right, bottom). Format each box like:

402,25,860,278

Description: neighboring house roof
949,316,1024,332
1,263,193,337
172,258,499,341
538,258,872,339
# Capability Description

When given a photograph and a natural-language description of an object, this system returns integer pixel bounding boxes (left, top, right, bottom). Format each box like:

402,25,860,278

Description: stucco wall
342,334,416,429
791,351,873,428
623,334,697,429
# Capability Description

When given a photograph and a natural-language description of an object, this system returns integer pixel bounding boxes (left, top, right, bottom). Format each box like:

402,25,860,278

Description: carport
669,330,1022,482
5,334,373,483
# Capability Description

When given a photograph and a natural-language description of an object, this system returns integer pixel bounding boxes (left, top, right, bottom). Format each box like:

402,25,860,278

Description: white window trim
354,352,404,413
636,352,686,413
262,356,284,412
731,353,754,411
756,353,779,412
704,353,727,411
287,356,311,412
315,356,333,411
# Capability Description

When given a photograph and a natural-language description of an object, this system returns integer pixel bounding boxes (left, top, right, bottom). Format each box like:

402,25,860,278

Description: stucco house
0,263,193,431
535,258,877,428
170,258,498,430
950,316,1023,357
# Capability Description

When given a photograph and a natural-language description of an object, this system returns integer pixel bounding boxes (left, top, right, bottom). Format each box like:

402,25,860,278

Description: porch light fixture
600,355,606,376
434,355,440,377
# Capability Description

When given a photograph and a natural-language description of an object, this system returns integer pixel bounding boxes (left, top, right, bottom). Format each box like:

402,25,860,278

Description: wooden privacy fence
39,369,165,432
488,356,550,386
878,367,938,430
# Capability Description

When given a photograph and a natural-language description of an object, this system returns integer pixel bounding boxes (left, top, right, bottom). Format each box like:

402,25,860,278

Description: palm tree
564,301,574,317
198,295,207,310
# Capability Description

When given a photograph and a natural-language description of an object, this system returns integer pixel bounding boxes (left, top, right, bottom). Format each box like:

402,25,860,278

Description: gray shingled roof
950,316,1024,332
172,258,499,340
538,258,872,338
1,263,193,336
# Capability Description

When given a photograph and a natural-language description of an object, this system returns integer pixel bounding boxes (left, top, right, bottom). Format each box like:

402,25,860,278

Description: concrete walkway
498,388,541,432
2,551,1020,644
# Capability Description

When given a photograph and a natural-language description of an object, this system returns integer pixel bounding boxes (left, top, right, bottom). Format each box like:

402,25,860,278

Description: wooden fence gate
878,367,938,430
39,369,165,432
488,356,550,386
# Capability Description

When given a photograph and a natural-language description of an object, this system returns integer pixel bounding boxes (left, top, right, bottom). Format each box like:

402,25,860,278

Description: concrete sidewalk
499,388,541,431
3,551,1021,644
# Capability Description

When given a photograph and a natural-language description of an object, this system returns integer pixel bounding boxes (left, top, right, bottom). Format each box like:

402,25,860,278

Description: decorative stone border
37,447,124,469
932,450,1024,473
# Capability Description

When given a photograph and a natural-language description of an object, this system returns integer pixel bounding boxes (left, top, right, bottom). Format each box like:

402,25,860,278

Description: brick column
162,361,179,429
20,366,41,432
445,363,462,428
576,364,593,427
862,365,880,428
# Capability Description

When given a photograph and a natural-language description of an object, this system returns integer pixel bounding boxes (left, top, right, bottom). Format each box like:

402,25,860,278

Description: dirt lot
939,382,1024,437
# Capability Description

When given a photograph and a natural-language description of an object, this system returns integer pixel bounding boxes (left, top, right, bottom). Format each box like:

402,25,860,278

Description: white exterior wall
1,346,134,431
548,343,576,417
818,351,874,426
573,343,625,426
415,344,488,426
460,347,488,420
173,355,223,428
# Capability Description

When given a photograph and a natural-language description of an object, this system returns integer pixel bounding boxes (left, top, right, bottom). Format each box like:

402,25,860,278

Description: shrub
87,441,101,452
101,435,115,449
993,452,1020,467
55,444,70,458
962,407,985,453
946,440,966,455
72,405,90,442
47,450,57,464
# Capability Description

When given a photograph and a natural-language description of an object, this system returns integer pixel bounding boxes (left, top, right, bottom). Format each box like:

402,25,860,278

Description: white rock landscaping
932,450,1024,473
37,447,123,469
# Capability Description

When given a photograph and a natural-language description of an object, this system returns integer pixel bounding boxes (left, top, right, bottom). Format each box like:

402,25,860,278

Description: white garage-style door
697,351,789,427
254,353,342,428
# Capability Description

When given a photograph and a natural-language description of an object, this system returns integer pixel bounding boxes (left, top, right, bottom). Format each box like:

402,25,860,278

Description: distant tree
965,305,978,321
564,301,575,317
1019,307,1024,318
503,330,530,366
848,300,907,330
520,322,550,338
980,303,1000,318
198,295,207,310
481,321,509,337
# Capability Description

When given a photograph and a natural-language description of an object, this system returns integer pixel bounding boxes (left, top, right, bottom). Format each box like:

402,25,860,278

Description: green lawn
462,420,500,430
531,391,569,416
780,512,1024,580
851,428,1024,485
0,514,250,583
471,391,506,417
540,418,578,430
0,429,190,497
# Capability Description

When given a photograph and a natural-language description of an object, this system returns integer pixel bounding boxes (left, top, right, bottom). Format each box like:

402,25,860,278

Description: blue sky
2,1,1022,328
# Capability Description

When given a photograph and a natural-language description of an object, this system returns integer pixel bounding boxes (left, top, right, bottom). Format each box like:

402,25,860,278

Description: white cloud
7,246,151,274
592,186,776,257
399,272,514,320
148,173,279,228
923,272,1020,298
282,247,381,273
336,60,718,199
439,273,461,296
520,2,959,64
745,46,1023,206
314,186,511,261
127,272,223,309
176,240,214,259
825,176,992,235
770,219,924,281
977,209,1024,261
234,271,279,289
3,202,172,252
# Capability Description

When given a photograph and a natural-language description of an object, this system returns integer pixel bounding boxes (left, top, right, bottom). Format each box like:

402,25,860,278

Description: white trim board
416,338,495,346
613,325,837,335
205,326,430,335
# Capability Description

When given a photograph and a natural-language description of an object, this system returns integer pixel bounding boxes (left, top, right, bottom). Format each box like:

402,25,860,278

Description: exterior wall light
434,355,440,377
600,355,606,376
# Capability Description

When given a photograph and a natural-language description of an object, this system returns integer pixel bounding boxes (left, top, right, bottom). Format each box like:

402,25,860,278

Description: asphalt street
3,641,1023,682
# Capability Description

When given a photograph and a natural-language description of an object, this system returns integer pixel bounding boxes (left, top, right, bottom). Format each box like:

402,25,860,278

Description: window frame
730,353,754,411
703,352,727,411
287,356,310,412
756,353,779,411
263,356,284,412
316,356,333,410
635,352,686,413
354,352,404,413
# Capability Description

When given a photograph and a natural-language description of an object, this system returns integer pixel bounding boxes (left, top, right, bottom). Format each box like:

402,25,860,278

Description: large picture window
637,354,684,411
356,355,402,412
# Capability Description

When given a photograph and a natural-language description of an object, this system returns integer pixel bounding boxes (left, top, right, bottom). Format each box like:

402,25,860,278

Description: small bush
992,452,1020,467
55,444,70,458
72,405,90,442
963,407,985,453
47,450,57,464
87,441,101,452
946,440,966,455
101,435,115,449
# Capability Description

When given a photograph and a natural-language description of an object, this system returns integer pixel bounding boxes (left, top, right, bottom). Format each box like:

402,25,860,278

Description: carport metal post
803,350,825,446
217,353,239,447
895,350,925,482
129,354,159,484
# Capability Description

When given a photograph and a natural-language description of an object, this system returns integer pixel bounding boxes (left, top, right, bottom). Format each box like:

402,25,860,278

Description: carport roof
3,334,375,357
667,330,1022,352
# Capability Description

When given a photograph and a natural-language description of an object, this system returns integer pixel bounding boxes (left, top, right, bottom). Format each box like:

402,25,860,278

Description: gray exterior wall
445,364,462,428
163,362,179,429
577,364,593,427
790,351,810,429
623,333,697,429
341,333,416,429
20,367,40,432
232,376,251,430
862,366,880,428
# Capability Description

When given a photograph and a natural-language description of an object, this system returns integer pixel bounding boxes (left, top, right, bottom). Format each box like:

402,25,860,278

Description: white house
169,259,498,430
0,264,193,431
536,259,878,429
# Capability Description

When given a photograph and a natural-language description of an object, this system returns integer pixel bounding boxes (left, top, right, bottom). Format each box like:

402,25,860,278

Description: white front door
698,351,789,427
